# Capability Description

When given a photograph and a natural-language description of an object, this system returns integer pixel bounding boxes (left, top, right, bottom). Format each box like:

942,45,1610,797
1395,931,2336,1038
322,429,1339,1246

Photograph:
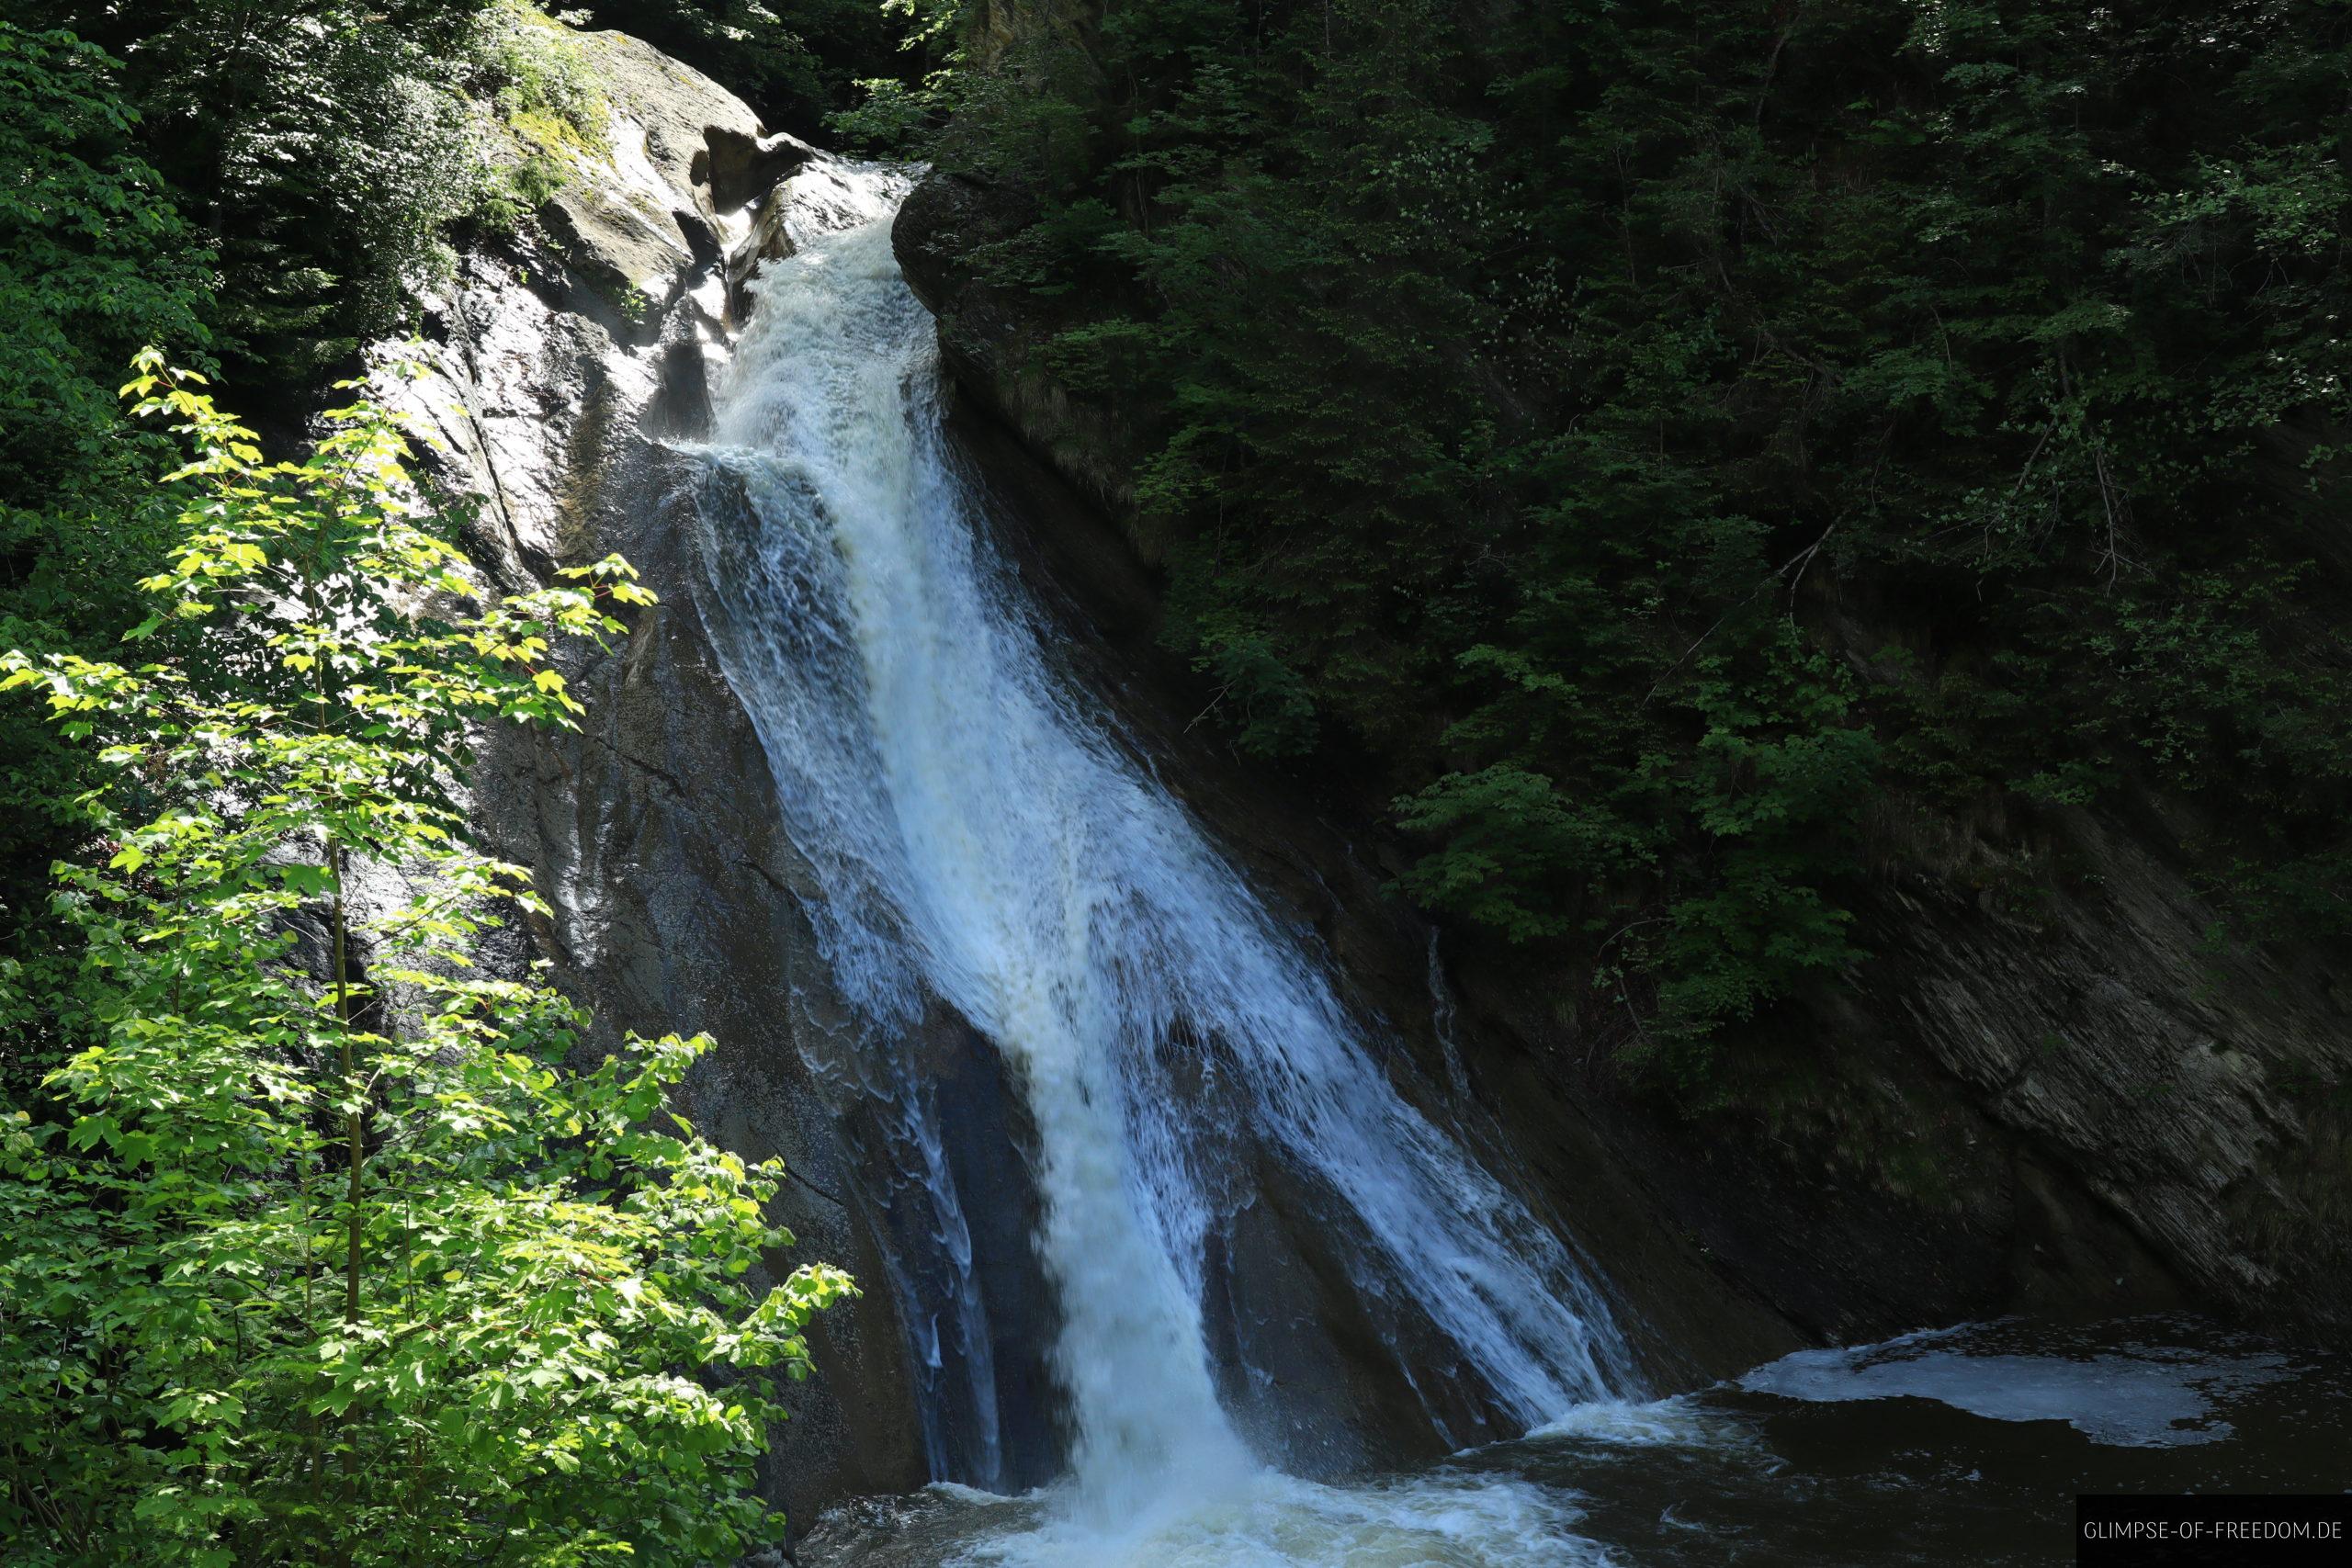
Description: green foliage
825,0,973,155
0,23,216,1062
0,27,212,563
0,359,849,1563
476,0,609,143
5,1,503,381
913,0,2352,1089
828,73,935,149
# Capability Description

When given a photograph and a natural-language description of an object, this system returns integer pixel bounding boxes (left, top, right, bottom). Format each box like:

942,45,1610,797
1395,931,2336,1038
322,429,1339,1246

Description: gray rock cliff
387,29,926,1531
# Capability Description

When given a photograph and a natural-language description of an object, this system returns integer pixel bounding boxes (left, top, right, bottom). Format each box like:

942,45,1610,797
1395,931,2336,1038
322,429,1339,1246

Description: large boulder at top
573,27,762,193
696,124,816,214
520,29,809,333
516,28,761,328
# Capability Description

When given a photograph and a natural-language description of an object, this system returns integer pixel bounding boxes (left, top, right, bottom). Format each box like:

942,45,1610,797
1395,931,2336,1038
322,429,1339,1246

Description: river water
800,1316,2350,1565
679,157,2349,1564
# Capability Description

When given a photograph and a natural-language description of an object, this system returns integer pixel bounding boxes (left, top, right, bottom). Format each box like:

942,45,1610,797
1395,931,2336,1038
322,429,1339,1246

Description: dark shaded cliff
914,193,2352,1341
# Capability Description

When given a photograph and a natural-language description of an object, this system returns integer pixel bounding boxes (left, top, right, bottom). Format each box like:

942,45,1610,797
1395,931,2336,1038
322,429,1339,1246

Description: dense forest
878,0,2352,1092
4,0,2348,1562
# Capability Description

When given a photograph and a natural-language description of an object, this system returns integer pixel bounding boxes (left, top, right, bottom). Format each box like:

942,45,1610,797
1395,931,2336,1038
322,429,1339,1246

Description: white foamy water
951,1470,1611,1568
1528,1394,1738,1449
1737,1325,2292,1448
682,158,1633,1557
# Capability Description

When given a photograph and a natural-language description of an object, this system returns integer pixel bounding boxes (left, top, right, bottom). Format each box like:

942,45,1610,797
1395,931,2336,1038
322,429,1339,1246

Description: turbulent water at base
806,1317,2352,1567
683,158,1638,1562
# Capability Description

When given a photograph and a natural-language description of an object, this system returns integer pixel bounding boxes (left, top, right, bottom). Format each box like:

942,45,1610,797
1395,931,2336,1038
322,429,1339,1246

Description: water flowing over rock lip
682,152,1657,1506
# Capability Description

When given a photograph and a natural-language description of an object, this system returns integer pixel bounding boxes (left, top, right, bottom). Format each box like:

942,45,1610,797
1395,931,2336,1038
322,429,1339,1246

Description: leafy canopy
0,356,850,1565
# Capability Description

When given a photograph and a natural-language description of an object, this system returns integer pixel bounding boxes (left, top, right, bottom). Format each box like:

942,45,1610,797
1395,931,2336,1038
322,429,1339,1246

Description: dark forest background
875,0,2352,1092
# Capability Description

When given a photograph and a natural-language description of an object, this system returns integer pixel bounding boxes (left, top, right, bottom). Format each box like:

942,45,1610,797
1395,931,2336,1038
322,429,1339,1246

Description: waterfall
683,159,1638,1534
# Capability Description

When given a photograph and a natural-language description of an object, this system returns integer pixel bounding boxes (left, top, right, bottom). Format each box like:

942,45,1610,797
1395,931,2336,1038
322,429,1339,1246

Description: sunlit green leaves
0,367,847,1564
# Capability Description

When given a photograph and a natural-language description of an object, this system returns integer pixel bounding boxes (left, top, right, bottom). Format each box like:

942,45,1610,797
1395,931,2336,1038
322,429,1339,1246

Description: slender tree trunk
330,832,362,1568
333,837,362,1326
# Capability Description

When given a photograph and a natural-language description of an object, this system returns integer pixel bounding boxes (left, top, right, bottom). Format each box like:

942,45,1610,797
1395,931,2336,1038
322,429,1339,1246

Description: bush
0,359,849,1565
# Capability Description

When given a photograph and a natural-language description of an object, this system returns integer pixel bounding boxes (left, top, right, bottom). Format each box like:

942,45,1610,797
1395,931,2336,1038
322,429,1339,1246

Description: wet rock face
892,175,1141,538
390,35,939,1532
1441,796,2352,1350
1851,814,2352,1329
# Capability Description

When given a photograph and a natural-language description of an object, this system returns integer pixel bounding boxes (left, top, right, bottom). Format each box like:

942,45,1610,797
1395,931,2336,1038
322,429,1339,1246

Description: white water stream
684,160,1635,1562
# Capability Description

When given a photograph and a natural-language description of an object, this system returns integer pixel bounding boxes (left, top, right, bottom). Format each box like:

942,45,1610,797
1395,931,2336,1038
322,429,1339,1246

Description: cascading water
684,157,1638,1560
